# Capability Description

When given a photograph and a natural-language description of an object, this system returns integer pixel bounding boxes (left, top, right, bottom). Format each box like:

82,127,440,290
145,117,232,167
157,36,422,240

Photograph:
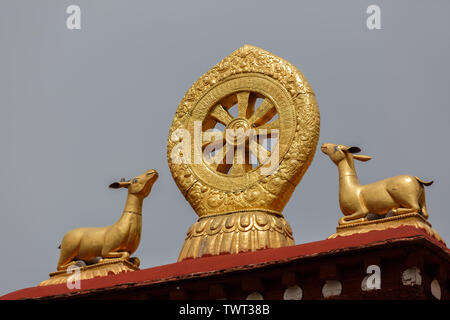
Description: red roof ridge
1,226,447,300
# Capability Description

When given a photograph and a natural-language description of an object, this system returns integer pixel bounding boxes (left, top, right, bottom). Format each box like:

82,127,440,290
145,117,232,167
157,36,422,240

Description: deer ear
109,182,121,189
347,146,361,154
109,181,130,189
353,154,372,162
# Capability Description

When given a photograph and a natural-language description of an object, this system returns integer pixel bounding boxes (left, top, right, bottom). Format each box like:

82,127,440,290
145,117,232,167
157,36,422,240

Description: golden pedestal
39,258,139,286
178,211,294,261
328,213,445,245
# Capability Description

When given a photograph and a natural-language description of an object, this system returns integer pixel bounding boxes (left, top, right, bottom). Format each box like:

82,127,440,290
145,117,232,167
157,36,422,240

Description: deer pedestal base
328,213,445,245
39,258,140,286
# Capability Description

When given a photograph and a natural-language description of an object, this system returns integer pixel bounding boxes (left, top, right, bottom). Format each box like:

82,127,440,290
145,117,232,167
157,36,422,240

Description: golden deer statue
321,143,433,225
56,169,158,271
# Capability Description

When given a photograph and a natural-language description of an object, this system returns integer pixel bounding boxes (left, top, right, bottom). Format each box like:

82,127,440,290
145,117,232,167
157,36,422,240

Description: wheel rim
187,73,296,192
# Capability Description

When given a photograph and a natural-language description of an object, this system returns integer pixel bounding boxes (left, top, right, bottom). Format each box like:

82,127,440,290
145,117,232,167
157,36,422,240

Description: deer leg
57,260,78,271
100,251,130,261
392,206,420,216
390,187,422,216
57,247,78,271
418,187,429,219
339,211,367,225
420,203,429,219
100,232,130,261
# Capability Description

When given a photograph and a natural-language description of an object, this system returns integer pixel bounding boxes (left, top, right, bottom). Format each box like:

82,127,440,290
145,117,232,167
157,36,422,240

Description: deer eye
133,178,139,183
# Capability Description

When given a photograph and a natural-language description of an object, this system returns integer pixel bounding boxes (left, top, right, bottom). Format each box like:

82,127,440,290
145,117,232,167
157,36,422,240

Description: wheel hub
225,118,251,146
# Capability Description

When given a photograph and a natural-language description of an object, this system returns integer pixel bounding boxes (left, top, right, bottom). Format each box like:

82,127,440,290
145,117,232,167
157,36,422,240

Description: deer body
322,143,431,225
57,169,158,271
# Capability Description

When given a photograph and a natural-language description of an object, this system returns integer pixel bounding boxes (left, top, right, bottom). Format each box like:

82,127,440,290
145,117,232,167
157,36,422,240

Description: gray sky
1,0,449,295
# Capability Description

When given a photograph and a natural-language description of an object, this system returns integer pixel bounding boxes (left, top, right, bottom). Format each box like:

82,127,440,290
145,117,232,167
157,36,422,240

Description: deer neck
122,193,143,216
337,156,360,188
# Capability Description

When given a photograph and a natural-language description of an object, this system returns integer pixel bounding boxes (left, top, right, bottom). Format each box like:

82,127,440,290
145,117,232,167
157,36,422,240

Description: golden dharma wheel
167,45,320,260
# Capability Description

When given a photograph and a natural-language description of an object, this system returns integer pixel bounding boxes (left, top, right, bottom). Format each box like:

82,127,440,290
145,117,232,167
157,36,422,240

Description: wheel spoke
229,145,251,175
220,95,237,109
249,140,271,164
256,118,279,131
202,117,217,131
236,91,250,118
215,145,234,174
248,99,276,126
202,131,226,150
247,94,257,119
254,118,280,138
209,104,234,126
229,163,245,175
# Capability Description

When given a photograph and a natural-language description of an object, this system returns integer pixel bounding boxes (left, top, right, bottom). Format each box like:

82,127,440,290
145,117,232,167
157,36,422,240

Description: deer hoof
90,256,102,264
386,210,396,218
75,260,87,268
366,213,381,221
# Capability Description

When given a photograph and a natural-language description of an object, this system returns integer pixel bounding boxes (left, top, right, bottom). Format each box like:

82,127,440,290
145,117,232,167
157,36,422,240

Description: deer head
109,169,159,199
321,143,371,167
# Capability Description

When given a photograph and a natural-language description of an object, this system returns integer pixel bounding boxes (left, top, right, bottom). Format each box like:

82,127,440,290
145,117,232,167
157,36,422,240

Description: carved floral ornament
167,45,320,260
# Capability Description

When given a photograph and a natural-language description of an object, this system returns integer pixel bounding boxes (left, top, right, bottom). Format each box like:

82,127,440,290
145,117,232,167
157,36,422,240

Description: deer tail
415,176,434,186
58,244,61,249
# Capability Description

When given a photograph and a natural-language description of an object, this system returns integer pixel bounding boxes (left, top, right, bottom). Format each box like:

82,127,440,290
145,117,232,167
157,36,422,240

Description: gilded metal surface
56,169,158,271
178,211,294,259
328,213,445,244
168,45,320,260
321,143,442,242
39,258,139,286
